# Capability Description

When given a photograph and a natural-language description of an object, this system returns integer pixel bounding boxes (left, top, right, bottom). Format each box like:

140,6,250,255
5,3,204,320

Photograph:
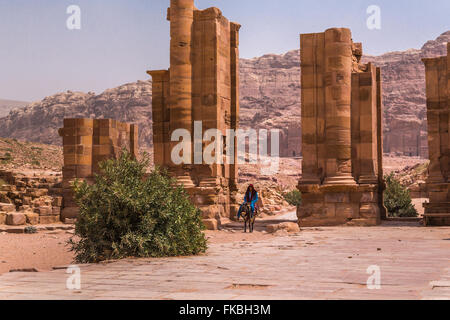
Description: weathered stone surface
25,212,39,225
0,203,15,212
203,219,218,231
6,212,26,226
298,28,385,227
59,119,139,220
266,222,300,234
422,43,450,226
0,212,6,225
39,215,60,224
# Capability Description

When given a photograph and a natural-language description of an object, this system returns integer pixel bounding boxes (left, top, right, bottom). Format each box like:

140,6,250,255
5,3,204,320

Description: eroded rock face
363,31,450,157
0,81,153,147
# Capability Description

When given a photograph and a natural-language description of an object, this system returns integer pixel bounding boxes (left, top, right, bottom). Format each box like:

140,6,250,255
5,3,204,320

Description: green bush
283,189,302,206
384,174,418,218
70,150,207,263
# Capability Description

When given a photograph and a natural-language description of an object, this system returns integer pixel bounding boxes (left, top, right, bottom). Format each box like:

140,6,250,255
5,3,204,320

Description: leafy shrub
70,150,207,263
25,226,37,234
384,174,418,218
283,189,302,206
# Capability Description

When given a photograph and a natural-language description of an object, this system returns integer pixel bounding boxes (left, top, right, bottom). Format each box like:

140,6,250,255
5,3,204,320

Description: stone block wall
0,170,63,226
58,118,138,222
298,28,385,227
148,0,240,230
422,43,450,226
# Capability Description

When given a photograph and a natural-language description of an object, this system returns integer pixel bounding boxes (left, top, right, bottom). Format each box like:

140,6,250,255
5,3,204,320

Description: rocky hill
0,99,29,118
0,81,153,147
0,137,62,171
0,31,448,155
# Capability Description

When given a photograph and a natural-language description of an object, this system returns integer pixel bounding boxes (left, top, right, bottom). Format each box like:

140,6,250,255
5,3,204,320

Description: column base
297,184,381,227
423,182,450,226
323,175,357,186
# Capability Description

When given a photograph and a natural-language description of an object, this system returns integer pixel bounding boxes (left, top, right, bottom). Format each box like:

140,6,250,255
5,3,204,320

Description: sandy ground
0,228,278,275
1,223,449,300
0,230,74,275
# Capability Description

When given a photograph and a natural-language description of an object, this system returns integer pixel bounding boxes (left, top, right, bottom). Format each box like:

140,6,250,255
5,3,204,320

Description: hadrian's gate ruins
55,1,449,228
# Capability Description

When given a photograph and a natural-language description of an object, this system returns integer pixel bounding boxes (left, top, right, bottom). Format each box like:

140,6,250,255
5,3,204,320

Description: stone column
447,43,450,181
229,22,240,189
147,70,170,166
300,32,325,185
229,22,241,219
169,0,195,187
59,118,94,221
352,63,379,184
422,57,446,183
323,28,356,185
376,67,387,219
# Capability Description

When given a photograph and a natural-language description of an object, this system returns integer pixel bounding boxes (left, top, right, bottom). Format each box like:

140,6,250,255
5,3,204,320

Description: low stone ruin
0,170,63,226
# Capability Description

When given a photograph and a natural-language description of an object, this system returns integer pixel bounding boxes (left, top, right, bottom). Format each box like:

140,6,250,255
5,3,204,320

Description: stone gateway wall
58,118,138,222
298,28,386,227
148,0,240,230
422,43,450,226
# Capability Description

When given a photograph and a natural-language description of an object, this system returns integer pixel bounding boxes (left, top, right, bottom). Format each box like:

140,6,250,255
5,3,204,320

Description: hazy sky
0,0,449,102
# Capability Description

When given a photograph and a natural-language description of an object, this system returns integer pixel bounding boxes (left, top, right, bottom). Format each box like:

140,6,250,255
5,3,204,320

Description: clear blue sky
0,0,448,102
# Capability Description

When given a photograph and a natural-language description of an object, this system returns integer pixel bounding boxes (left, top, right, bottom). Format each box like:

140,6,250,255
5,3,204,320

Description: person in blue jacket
237,184,259,220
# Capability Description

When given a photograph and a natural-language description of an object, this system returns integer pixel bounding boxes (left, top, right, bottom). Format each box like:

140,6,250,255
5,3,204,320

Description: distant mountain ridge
0,31,448,157
0,99,29,118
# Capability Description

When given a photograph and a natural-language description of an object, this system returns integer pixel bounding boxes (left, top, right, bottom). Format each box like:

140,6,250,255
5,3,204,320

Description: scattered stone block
266,222,300,234
0,212,6,225
25,213,39,225
0,203,15,212
39,215,60,224
34,206,53,216
52,197,63,207
203,219,218,231
6,212,26,226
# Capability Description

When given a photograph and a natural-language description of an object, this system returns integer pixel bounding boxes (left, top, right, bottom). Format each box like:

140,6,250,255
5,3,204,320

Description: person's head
248,184,254,192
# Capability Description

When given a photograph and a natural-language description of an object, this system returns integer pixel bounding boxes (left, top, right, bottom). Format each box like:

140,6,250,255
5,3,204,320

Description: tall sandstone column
323,28,356,185
422,43,450,226
169,0,195,187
